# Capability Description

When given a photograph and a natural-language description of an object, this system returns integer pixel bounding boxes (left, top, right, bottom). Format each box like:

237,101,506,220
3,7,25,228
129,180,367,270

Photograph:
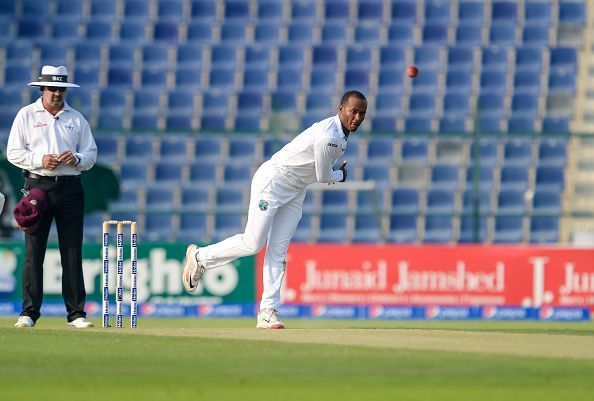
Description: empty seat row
114,160,565,196
6,1,586,25
82,209,561,245
1,42,577,75
1,90,570,135
95,135,567,167
7,0,583,20
2,18,579,47
110,183,563,219
3,0,585,47
0,21,581,49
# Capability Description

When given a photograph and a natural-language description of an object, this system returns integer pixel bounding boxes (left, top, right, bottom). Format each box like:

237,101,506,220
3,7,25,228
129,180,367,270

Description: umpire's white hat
28,65,80,88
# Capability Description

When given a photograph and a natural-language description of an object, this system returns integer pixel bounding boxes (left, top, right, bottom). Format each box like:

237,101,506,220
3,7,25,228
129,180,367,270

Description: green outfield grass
1,317,593,401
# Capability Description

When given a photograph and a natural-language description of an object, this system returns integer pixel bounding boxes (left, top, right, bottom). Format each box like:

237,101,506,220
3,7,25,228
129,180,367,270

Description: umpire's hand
42,154,60,170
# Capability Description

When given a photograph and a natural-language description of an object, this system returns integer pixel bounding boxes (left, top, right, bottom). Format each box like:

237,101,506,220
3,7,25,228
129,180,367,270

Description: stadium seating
530,216,560,243
352,214,382,243
387,214,418,243
0,0,581,245
493,216,525,244
423,215,454,243
181,186,211,212
213,212,245,242
144,212,175,241
178,212,209,242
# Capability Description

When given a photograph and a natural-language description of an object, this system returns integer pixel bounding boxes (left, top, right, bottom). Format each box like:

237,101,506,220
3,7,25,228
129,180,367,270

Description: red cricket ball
406,66,419,78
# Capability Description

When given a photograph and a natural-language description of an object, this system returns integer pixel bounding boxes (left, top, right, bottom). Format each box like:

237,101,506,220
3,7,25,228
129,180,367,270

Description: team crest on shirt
258,200,269,211
64,122,75,131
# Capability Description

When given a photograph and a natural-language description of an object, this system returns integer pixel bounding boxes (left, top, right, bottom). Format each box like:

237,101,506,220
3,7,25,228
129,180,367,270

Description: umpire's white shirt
7,98,97,175
268,114,347,187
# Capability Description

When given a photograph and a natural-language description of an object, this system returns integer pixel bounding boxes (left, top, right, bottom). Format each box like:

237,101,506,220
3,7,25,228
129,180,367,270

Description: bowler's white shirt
7,97,97,176
269,115,347,188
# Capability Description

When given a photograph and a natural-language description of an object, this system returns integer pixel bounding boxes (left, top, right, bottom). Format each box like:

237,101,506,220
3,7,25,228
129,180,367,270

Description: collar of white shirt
333,114,348,140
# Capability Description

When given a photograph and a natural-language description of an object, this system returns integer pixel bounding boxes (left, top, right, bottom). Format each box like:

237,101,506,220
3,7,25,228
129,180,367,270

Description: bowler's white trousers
197,161,305,310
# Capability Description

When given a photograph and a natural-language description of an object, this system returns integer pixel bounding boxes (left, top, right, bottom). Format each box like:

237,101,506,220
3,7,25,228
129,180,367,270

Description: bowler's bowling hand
339,160,347,182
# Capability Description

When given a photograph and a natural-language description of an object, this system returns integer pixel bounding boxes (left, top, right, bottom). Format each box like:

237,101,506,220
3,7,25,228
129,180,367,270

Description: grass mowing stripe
1,318,594,400
1,328,593,401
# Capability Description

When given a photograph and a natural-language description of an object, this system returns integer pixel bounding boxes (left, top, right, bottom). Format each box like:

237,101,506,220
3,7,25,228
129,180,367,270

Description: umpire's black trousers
20,175,87,323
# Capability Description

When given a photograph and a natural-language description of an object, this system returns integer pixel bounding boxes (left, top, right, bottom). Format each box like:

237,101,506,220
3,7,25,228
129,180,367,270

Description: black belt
23,171,80,182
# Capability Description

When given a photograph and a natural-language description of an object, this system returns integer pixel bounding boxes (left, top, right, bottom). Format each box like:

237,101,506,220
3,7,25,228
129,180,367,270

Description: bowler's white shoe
257,308,285,329
68,317,94,329
14,316,35,328
182,244,205,293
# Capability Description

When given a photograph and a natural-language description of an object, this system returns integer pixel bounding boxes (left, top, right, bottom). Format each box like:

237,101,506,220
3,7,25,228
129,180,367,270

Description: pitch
1,318,593,401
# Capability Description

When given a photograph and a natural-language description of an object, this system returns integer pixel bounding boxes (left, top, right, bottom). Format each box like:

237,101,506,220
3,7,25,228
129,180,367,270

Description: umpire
7,65,97,329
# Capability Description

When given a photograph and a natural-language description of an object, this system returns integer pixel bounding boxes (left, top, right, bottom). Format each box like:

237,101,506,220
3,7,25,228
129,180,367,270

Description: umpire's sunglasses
45,87,67,92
